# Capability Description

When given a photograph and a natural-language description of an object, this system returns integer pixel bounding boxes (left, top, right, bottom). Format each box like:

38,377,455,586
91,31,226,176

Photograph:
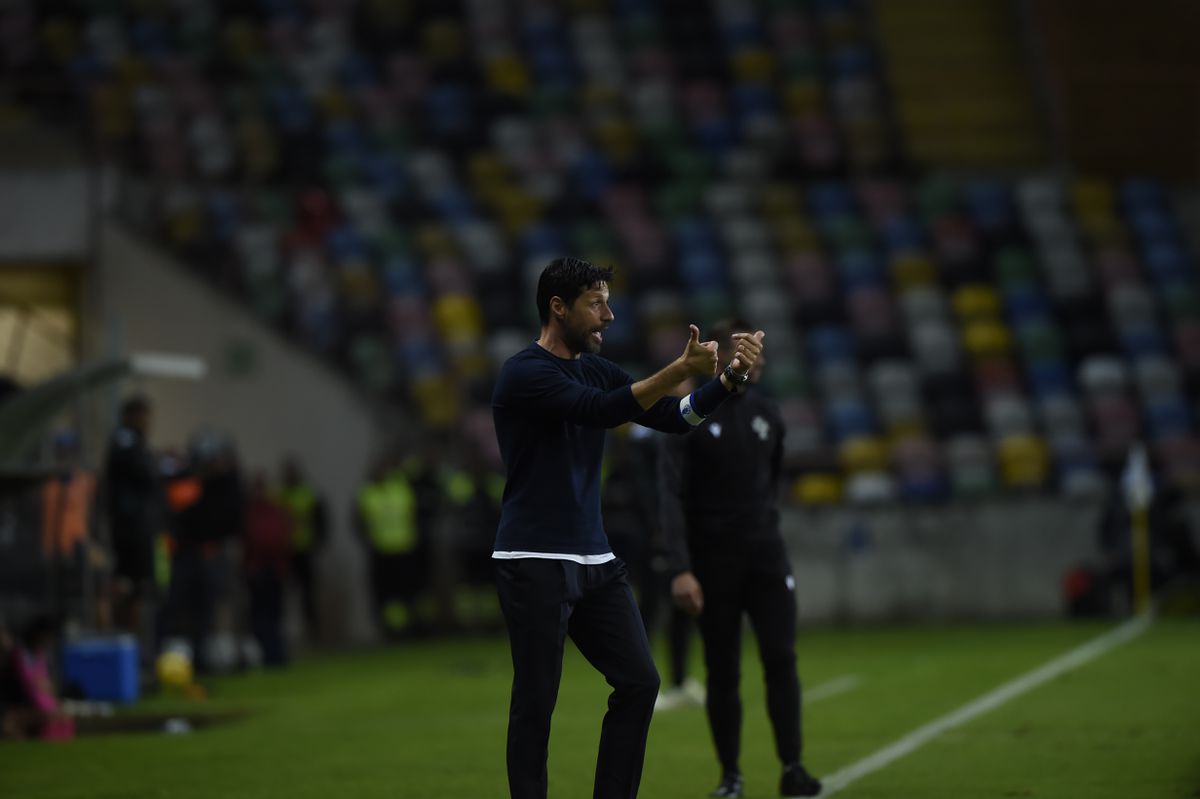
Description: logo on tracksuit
751,415,770,441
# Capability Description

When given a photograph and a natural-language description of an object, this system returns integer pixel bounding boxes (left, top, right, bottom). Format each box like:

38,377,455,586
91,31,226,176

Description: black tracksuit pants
692,534,802,775
495,557,660,799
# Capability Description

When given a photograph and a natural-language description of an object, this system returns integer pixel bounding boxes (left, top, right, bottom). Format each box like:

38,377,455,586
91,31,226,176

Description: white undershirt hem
492,550,616,565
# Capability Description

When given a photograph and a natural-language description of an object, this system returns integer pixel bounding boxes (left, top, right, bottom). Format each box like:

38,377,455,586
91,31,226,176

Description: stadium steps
869,0,1046,168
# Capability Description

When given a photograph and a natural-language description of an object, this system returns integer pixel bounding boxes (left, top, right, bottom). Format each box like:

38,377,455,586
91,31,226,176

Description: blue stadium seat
1146,397,1192,439
807,325,856,364
828,399,878,441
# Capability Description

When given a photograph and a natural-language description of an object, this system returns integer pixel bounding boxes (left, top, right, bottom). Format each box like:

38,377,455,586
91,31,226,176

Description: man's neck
537,327,580,360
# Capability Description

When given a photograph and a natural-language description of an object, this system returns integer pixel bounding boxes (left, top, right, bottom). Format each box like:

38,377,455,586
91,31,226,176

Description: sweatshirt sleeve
493,354,644,428
634,374,735,434
657,433,693,576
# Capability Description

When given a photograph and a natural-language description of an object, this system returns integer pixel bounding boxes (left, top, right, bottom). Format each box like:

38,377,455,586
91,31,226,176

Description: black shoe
780,763,822,797
710,771,744,797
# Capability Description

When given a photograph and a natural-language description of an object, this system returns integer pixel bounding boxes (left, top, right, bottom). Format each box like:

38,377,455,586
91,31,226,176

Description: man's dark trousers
496,558,660,799
693,535,802,774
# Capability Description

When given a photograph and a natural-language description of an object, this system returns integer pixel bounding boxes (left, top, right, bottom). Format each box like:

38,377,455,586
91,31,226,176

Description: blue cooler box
63,636,140,703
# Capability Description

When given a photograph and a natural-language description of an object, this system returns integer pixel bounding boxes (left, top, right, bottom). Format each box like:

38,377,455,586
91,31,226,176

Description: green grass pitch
2,620,1197,798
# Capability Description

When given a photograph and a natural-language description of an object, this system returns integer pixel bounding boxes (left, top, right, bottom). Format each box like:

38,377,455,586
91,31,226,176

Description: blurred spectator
2,616,74,741
404,440,445,567
42,430,109,628
442,444,504,628
245,472,291,667
104,396,163,636
160,433,245,673
357,454,423,638
41,431,96,559
275,456,327,642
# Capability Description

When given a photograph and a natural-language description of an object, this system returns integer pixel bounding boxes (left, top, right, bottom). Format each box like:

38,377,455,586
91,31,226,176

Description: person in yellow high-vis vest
443,449,505,629
276,458,328,641
357,460,422,639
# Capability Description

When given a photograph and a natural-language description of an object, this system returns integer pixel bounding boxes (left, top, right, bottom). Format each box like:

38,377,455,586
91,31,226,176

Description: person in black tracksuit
492,259,765,799
659,319,821,799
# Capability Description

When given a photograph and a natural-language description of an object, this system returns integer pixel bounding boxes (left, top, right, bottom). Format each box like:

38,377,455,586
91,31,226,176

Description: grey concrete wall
782,498,1107,621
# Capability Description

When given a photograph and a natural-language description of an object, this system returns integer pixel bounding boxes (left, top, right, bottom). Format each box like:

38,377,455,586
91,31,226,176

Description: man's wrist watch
722,363,749,390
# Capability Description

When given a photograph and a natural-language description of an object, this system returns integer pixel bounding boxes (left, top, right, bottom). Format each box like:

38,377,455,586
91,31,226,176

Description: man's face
721,330,765,384
560,282,614,355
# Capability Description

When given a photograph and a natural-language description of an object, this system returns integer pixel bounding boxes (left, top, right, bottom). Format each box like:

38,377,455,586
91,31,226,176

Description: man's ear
549,296,567,320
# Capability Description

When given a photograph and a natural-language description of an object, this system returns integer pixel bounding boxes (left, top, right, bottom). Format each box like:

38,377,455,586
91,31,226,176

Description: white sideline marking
819,615,1152,797
805,675,862,705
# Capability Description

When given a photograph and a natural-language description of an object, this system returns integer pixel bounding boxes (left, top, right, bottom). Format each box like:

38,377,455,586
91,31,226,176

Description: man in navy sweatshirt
492,257,764,799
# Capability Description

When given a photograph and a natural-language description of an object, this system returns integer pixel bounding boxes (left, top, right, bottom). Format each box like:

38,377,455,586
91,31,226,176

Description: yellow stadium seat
732,49,775,83
42,18,80,63
223,19,260,65
582,83,622,109
839,436,888,473
468,152,508,187
596,118,637,163
998,434,1049,487
952,284,1001,321
793,474,843,505
433,294,484,342
884,419,927,440
412,373,459,428
422,19,466,64
485,55,531,98
92,83,132,140
784,79,824,117
316,87,353,120
116,55,150,89
338,261,379,306
962,320,1012,358
491,190,542,234
167,208,203,245
449,349,491,381
774,218,819,252
1071,178,1114,218
890,253,937,289
237,118,279,178
1076,211,1126,245
415,224,457,257
760,185,802,218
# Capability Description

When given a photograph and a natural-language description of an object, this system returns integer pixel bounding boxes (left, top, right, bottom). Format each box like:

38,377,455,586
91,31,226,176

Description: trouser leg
746,542,802,765
568,560,660,799
697,585,744,775
496,559,572,799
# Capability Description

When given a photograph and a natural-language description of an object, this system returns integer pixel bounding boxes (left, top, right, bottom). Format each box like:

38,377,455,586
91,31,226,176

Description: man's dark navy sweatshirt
492,342,729,558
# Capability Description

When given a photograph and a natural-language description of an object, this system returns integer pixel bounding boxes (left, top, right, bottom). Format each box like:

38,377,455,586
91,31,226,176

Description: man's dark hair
536,257,615,325
710,317,755,350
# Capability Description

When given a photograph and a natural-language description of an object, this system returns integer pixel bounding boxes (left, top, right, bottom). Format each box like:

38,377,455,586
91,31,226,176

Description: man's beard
564,320,604,354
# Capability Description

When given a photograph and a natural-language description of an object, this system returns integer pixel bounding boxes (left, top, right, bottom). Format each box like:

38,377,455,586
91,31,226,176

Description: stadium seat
844,471,897,504
793,473,843,505
945,435,996,497
839,436,889,473
997,434,1049,488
